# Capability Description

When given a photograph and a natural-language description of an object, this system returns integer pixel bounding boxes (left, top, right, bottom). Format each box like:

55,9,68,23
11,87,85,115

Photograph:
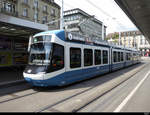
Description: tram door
65,43,83,81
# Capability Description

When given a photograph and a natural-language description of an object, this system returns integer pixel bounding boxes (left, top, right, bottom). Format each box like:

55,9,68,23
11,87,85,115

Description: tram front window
28,42,64,73
29,42,52,66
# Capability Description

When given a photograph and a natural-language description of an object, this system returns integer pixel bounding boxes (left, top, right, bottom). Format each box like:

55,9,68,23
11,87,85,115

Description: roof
115,0,150,43
64,8,107,27
34,30,65,41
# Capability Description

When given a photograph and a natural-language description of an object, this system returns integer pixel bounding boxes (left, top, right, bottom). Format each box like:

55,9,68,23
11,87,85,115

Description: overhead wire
85,0,127,31
57,0,75,9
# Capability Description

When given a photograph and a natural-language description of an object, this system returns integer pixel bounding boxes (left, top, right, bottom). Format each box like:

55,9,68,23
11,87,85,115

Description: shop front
0,14,48,68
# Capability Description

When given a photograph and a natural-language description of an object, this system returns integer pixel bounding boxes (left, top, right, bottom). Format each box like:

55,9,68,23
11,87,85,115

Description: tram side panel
111,48,125,71
64,43,111,85
125,51,132,67
93,45,110,76
64,42,85,85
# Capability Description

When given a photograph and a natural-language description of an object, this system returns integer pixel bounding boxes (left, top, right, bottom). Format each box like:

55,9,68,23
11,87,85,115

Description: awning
0,14,48,38
115,0,150,43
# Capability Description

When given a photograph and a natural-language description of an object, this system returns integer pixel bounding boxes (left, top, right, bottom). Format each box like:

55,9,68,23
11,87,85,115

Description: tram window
126,53,131,61
70,48,81,68
113,51,117,63
84,49,93,66
121,52,124,61
103,50,108,64
49,44,64,72
95,50,101,65
129,53,131,60
118,52,121,62
126,53,128,61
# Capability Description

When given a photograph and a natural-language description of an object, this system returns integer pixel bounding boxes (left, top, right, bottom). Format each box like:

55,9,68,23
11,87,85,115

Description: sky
55,0,138,35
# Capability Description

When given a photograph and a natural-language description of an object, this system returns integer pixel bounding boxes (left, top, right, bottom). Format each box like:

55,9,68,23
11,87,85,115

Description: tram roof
34,30,138,51
34,29,65,41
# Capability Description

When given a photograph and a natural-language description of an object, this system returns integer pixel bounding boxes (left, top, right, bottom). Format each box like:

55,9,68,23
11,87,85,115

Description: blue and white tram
23,30,140,87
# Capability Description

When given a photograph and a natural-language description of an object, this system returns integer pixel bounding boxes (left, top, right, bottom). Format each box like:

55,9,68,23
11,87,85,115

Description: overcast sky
55,0,138,35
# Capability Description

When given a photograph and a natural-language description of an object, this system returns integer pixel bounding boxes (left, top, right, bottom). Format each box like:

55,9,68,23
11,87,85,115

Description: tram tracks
0,62,147,112
36,63,147,112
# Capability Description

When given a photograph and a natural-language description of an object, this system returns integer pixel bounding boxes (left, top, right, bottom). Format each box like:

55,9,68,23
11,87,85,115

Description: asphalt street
0,60,149,112
79,60,150,112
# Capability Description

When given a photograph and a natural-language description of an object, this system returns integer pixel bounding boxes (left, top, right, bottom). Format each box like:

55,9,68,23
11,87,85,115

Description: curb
0,80,26,88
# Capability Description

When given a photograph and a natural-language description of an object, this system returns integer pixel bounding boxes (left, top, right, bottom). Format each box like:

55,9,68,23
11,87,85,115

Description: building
0,0,60,30
64,8,107,42
0,0,60,67
107,30,150,56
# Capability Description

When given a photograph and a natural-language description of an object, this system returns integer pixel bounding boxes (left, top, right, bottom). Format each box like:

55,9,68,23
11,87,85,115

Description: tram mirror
28,36,33,52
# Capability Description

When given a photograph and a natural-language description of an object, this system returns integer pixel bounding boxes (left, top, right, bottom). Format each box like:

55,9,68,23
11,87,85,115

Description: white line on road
114,70,150,112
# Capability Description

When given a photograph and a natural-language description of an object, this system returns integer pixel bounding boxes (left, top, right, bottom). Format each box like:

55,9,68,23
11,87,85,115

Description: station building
0,0,60,67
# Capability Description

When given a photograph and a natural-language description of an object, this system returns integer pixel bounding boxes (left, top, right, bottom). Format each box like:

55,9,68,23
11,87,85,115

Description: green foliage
112,33,119,40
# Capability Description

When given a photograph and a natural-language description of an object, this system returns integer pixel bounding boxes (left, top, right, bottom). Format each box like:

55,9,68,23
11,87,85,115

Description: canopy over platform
115,0,150,43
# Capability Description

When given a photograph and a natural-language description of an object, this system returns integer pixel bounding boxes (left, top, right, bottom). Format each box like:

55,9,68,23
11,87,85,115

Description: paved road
0,60,149,112
79,60,150,112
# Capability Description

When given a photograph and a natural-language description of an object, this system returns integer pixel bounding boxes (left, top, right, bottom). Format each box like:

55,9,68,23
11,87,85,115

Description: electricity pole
102,21,104,40
60,0,64,30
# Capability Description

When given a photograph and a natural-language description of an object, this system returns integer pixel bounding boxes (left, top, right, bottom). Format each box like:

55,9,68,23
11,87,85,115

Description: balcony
32,6,40,12
0,8,18,17
7,0,18,3
51,13,56,17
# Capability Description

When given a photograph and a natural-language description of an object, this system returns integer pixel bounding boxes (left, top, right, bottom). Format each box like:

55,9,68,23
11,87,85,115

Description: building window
42,16,47,24
140,35,143,45
50,18,55,25
43,5,47,12
24,0,28,4
84,49,93,66
23,8,28,17
34,12,38,21
145,39,148,45
2,2,15,13
34,0,38,8
51,8,56,16
95,50,101,65
70,48,81,68
103,50,108,64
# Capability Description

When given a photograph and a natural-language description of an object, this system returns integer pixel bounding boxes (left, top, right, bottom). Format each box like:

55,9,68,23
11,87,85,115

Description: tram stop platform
0,67,25,86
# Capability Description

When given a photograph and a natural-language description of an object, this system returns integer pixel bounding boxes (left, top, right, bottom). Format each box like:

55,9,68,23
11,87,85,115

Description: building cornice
41,0,61,9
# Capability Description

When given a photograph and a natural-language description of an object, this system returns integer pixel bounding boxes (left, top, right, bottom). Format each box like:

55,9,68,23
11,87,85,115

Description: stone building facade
107,30,150,56
0,0,60,30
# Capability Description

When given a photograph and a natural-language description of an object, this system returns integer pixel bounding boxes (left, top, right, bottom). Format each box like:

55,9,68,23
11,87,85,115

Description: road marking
114,70,150,112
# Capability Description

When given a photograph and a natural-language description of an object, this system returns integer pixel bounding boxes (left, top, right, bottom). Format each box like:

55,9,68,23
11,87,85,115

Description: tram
23,30,141,87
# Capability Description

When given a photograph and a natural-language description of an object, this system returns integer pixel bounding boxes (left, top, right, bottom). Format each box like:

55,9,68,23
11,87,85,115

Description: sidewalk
141,56,150,61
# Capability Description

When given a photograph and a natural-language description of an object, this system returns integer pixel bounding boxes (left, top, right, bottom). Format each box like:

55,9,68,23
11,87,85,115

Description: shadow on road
33,62,145,93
